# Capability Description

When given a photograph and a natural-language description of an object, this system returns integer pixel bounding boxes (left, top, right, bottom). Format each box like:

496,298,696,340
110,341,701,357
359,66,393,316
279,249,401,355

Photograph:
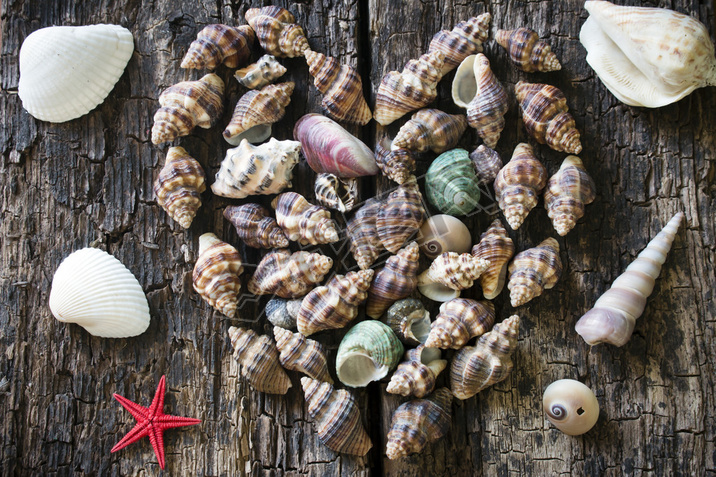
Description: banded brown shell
224,204,289,249
272,192,340,245
376,177,426,253
469,144,502,185
424,298,495,350
544,156,596,236
192,233,243,318
314,173,358,213
234,54,287,90
508,238,562,307
154,146,206,229
495,28,561,73
365,241,420,319
229,327,292,395
273,326,333,383
428,13,491,77
386,346,447,398
223,82,294,145
472,219,515,300
245,6,309,58
181,24,254,70
391,109,468,154
494,143,547,230
375,140,416,185
383,298,432,346
417,252,490,302
347,197,384,270
247,249,333,299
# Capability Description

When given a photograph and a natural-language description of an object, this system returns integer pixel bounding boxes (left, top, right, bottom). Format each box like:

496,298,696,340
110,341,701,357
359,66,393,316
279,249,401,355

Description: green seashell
336,320,404,387
425,148,481,216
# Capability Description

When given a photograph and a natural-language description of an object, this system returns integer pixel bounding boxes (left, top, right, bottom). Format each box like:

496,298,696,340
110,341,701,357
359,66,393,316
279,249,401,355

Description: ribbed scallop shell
296,270,375,336
234,54,287,90
305,49,372,125
224,204,288,249
452,54,508,148
375,140,416,185
429,13,491,77
245,6,309,58
376,178,426,253
495,28,561,73
229,327,292,395
273,326,333,383
383,298,432,346
469,145,502,185
151,73,224,145
366,242,420,319
180,24,254,70
494,143,547,230
544,156,596,236
154,146,206,229
301,377,373,456
248,249,333,298
417,253,490,303
223,82,294,145
386,346,447,398
425,148,481,216
515,81,582,154
385,388,453,459
272,192,340,245
543,379,600,436
212,138,301,199
508,238,562,307
314,173,358,213
417,215,472,260
392,109,468,154
266,297,302,330
48,247,150,338
472,219,515,300
347,198,384,270
450,315,519,400
192,233,243,318
374,51,445,126
335,320,404,387
18,24,134,123
424,298,494,350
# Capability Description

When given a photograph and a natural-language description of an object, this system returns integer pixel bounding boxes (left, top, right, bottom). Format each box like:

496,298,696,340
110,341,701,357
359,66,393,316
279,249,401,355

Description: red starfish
111,375,201,470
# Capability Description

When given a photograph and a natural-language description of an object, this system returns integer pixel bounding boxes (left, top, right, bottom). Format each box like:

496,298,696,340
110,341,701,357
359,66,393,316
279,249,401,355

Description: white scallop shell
49,248,150,338
19,24,134,122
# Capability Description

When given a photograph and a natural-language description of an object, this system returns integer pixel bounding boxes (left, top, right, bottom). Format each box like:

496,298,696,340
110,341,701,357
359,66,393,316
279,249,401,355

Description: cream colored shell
542,379,599,436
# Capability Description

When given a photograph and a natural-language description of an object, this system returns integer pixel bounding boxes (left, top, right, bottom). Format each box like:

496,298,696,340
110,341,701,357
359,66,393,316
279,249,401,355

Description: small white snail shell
416,214,472,260
542,379,599,436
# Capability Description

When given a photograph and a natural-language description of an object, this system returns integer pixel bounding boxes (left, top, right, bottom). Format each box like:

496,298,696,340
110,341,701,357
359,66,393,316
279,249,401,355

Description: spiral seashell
425,148,481,216
575,212,684,347
154,146,206,229
305,49,372,125
297,270,375,336
544,156,596,236
472,219,515,300
365,242,420,319
469,144,502,185
515,81,582,155
346,198,384,270
417,215,472,260
192,234,243,318
335,320,404,387
387,346,447,398
245,6,309,58
212,138,301,199
376,178,426,253
301,377,373,456
424,298,495,350
543,379,599,436
294,114,378,177
450,315,519,400
375,140,416,185
374,51,445,126
507,238,562,307
495,28,561,73
228,327,291,395
273,326,333,383
48,247,150,338
272,192,340,245
418,253,490,303
248,249,333,299
382,298,432,346
265,297,302,330
493,143,547,230
314,173,359,213
223,82,294,145
234,54,287,90
386,388,453,459
580,1,716,108
151,73,224,145
224,204,289,249
451,54,508,148
428,13,491,77
181,24,254,70
391,109,468,154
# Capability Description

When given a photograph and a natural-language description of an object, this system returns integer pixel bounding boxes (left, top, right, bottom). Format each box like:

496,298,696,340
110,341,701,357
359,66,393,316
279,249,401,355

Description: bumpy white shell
19,25,134,122
48,248,150,338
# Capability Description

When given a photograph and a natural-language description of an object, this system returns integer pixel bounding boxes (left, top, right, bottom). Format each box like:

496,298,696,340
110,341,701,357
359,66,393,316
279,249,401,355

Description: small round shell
469,144,502,185
425,149,481,216
382,298,432,346
417,215,472,260
336,320,404,388
542,379,599,436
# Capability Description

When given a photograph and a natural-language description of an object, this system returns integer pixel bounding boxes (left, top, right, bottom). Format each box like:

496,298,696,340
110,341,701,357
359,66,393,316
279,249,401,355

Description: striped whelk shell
472,219,515,300
495,28,561,73
508,238,562,307
335,320,404,388
193,233,243,318
382,298,432,346
347,198,384,270
417,214,472,260
366,242,420,319
314,173,359,213
424,298,495,350
265,297,302,330
18,24,134,123
223,204,289,249
247,249,333,299
494,143,547,230
418,252,490,302
375,140,416,185
376,178,426,253
428,13,491,77
469,144,502,185
180,24,254,70
245,6,309,58
425,148,481,216
386,346,447,398
392,109,468,154
234,55,287,90
223,82,294,145
48,247,150,338
273,326,333,383
154,146,206,229
544,156,596,236
543,379,600,436
229,327,292,395
212,138,301,199
272,192,339,245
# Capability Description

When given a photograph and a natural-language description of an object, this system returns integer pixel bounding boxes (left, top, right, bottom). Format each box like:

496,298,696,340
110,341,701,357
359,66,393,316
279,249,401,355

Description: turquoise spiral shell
425,148,481,216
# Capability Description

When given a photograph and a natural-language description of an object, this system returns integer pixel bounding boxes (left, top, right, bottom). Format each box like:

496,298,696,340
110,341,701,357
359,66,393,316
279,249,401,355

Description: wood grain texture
1,0,715,475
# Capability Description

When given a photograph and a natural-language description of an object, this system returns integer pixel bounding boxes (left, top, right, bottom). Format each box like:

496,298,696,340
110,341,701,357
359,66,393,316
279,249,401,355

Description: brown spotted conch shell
507,238,562,307
247,249,333,299
223,204,289,249
376,177,426,253
245,6,309,58
273,326,333,383
375,140,416,185
229,327,291,394
365,242,420,319
544,156,596,236
181,24,254,70
192,233,243,318
424,298,495,350
223,82,294,145
428,13,491,77
272,192,340,245
314,173,359,213
495,27,561,72
494,143,547,230
417,252,489,302
472,219,515,300
347,197,384,270
154,146,206,229
391,109,468,154
386,346,447,398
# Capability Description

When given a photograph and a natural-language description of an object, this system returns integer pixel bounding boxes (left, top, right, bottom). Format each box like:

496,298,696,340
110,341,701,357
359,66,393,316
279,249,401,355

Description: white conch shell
19,25,134,122
580,1,716,108
211,138,301,199
48,248,150,338
575,212,684,346
543,379,599,436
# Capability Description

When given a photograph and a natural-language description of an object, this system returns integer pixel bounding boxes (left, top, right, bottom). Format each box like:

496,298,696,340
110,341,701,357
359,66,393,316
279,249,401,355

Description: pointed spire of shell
154,146,206,229
365,242,420,319
544,156,597,236
234,54,287,90
391,109,468,154
375,140,416,185
181,24,254,70
248,249,333,298
495,28,561,73
386,346,447,398
223,82,294,145
229,327,292,394
428,13,491,77
494,143,547,230
424,298,495,350
347,197,384,270
508,238,562,307
272,192,340,245
245,6,309,58
376,177,426,253
193,233,243,317
472,220,515,300
224,204,289,249
273,326,333,383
